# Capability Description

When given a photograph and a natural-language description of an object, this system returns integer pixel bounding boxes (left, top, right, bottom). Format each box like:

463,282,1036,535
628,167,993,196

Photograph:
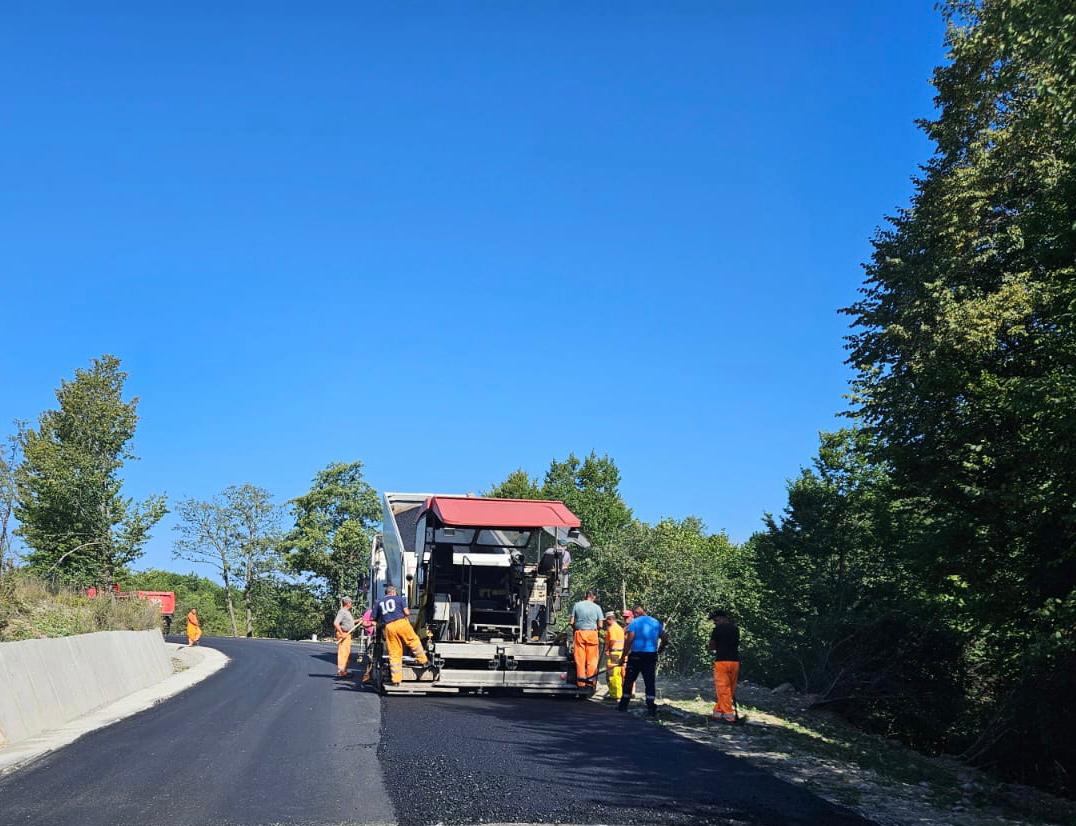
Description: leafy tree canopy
829,0,1076,788
485,469,543,500
281,461,381,610
15,355,166,585
487,452,632,547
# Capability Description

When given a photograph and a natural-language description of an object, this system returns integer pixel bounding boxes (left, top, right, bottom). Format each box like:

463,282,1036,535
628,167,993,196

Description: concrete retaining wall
0,630,172,748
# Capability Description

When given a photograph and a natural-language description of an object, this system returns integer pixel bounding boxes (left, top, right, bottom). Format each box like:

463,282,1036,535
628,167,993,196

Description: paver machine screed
366,492,590,695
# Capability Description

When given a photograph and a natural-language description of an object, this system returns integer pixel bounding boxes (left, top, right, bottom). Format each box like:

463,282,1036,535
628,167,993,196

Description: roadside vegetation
121,568,323,641
1,0,1070,808
638,677,1076,826
0,356,372,642
486,0,1075,800
0,571,159,642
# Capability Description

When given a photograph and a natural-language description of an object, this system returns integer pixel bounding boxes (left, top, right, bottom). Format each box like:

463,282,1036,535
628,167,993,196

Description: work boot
646,704,658,717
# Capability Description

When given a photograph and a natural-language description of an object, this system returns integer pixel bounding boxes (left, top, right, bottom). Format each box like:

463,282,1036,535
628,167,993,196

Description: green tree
15,356,166,585
124,567,321,640
172,485,284,637
248,577,322,640
485,468,542,500
281,462,381,617
0,427,23,574
123,569,235,636
572,517,753,675
173,496,242,636
843,0,1075,789
224,484,282,637
488,452,633,548
747,430,965,750
542,452,633,548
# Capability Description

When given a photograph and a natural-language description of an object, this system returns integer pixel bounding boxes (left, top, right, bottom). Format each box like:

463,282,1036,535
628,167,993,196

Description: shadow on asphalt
307,649,374,692
379,694,875,826
307,672,370,688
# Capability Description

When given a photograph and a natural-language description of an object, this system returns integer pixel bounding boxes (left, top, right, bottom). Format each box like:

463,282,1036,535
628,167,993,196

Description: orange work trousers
713,660,740,719
186,622,202,646
336,630,353,674
573,629,600,688
384,617,428,684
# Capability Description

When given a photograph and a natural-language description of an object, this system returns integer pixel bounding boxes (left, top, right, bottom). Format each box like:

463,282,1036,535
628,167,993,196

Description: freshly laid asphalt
380,695,870,826
0,637,393,826
0,637,873,826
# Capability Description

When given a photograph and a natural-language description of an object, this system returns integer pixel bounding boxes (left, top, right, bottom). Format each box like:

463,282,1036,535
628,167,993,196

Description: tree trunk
0,489,12,572
222,569,239,637
244,590,254,637
243,555,255,637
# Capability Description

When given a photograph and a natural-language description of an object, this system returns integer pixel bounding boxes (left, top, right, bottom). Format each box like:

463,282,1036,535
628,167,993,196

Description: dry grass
0,573,160,642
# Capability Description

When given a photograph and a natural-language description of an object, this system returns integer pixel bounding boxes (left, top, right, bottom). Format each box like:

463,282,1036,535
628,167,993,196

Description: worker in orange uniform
374,585,428,685
569,589,603,690
185,608,202,646
708,609,741,723
603,611,625,700
333,596,357,678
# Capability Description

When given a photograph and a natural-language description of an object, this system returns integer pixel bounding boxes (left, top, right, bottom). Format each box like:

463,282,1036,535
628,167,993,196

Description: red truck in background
86,585,177,633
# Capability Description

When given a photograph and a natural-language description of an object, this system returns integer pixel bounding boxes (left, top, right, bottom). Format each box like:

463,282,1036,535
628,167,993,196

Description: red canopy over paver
423,496,581,529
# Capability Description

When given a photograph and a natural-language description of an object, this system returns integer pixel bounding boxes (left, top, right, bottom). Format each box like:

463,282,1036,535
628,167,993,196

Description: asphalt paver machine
366,492,590,695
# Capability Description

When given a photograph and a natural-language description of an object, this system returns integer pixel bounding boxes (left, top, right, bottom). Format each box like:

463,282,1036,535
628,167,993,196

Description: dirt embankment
0,575,159,642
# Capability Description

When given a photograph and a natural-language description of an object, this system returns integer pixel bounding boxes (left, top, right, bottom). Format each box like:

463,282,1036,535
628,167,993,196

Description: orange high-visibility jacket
605,622,625,661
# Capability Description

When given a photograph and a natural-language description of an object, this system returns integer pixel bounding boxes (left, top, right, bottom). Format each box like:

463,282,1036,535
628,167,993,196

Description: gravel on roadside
600,674,1076,826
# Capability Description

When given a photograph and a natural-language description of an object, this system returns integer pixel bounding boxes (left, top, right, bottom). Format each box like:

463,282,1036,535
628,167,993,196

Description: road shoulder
0,641,228,776
634,675,1076,826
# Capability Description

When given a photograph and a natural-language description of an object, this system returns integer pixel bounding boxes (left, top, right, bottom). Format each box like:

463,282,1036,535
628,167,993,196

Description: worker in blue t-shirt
374,585,428,685
617,604,668,716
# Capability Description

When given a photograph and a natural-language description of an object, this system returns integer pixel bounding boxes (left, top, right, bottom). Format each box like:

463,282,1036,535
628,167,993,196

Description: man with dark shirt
374,585,428,685
708,609,740,722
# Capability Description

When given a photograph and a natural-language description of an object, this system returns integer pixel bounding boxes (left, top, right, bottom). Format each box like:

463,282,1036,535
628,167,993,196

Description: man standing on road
603,611,625,700
617,604,667,716
334,597,356,678
569,589,603,689
185,608,202,647
708,609,741,723
374,585,428,686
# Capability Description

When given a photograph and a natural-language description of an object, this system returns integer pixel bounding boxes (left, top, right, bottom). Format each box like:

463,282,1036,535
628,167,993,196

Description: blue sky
1,2,945,573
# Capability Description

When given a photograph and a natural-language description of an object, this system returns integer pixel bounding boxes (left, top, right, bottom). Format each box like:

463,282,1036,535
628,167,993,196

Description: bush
0,569,159,642
812,612,966,753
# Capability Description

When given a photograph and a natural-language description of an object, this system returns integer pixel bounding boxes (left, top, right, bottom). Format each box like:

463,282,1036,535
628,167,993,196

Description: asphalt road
380,695,870,826
0,638,872,826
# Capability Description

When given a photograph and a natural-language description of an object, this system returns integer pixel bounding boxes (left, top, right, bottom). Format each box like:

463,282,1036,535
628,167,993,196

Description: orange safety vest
605,622,625,662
